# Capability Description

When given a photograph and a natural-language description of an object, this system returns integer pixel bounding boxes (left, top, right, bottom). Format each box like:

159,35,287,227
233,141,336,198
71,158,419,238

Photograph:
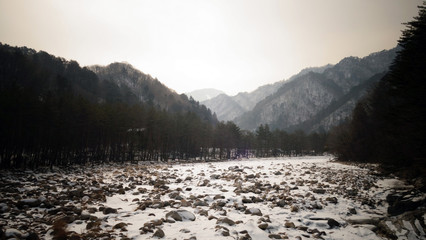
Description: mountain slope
201,94,246,122
88,62,217,123
288,72,387,132
235,47,398,131
202,65,332,122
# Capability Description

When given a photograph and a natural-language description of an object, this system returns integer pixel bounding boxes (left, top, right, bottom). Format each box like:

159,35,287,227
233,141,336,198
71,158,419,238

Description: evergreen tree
329,3,426,172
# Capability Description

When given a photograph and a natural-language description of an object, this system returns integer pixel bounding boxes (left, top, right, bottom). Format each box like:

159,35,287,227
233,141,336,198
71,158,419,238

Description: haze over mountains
0,41,398,135
201,47,398,132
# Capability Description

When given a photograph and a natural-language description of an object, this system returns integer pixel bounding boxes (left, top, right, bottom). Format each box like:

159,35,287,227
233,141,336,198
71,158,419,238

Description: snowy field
0,156,425,239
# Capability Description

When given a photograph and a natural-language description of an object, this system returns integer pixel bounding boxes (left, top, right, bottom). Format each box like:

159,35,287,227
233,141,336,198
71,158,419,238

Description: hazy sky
0,0,422,95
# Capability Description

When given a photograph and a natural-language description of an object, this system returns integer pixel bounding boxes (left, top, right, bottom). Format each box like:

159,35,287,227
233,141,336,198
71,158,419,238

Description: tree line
0,85,327,169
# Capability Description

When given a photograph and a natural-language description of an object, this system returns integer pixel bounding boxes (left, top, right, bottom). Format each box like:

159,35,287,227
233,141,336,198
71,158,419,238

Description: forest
327,4,426,179
0,43,326,169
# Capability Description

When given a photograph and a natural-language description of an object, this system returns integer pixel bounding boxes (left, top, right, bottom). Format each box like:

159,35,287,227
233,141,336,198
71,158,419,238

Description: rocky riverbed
0,156,425,239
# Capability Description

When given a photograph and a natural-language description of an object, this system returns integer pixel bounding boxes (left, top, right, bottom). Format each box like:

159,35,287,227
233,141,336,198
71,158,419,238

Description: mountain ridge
235,47,398,132
185,88,225,102
202,64,333,122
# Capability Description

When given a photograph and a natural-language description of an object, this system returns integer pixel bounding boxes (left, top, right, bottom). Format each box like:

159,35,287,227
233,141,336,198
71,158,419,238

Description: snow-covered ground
0,156,425,239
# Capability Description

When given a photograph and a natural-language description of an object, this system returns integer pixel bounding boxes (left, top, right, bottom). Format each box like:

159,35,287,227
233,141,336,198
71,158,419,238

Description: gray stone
153,228,165,238
166,210,196,221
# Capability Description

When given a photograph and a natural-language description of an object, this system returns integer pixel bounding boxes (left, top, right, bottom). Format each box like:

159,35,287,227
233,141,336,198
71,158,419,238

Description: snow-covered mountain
185,88,225,102
235,47,399,132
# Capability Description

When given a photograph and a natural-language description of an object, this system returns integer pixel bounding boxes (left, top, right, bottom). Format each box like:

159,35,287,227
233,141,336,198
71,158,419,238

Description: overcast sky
0,0,422,95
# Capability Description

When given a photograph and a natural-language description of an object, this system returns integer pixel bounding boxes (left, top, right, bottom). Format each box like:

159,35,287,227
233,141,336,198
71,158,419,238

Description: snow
1,156,424,239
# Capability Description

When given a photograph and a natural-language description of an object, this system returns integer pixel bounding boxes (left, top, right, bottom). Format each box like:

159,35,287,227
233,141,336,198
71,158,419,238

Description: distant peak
186,88,226,102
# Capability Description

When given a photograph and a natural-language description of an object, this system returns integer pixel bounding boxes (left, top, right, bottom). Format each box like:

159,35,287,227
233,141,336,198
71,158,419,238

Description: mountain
200,94,245,122
186,88,225,102
89,63,192,111
202,64,332,122
235,47,398,132
0,43,217,123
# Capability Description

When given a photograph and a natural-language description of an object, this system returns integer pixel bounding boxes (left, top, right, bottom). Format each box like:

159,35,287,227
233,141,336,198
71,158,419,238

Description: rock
60,215,76,224
87,207,97,213
216,200,227,207
217,217,236,226
26,232,40,240
311,202,323,210
346,217,380,225
269,234,282,239
165,210,196,221
312,188,326,194
0,203,10,213
277,200,286,207
326,197,338,204
297,226,308,231
16,198,41,208
327,218,341,228
5,228,24,238
193,200,209,207
153,228,165,238
291,205,299,212
103,207,117,214
285,221,295,228
376,221,397,239
169,191,183,200
222,230,230,237
346,188,358,196
348,208,357,215
246,174,255,179
165,217,175,223
86,220,101,230
113,222,128,229
234,203,247,211
197,209,209,216
245,208,262,216
239,233,252,240
80,213,91,221
199,179,210,186
386,191,426,216
214,194,225,200
211,174,221,179
180,228,191,233
251,197,263,203
151,219,163,226
258,223,268,230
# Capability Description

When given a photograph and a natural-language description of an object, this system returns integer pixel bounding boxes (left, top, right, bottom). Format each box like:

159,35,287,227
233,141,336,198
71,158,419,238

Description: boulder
103,207,117,215
312,188,326,194
285,221,295,228
153,228,165,238
245,208,262,216
386,191,426,216
327,218,341,228
165,210,196,221
258,223,268,230
217,217,236,226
